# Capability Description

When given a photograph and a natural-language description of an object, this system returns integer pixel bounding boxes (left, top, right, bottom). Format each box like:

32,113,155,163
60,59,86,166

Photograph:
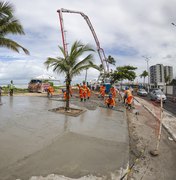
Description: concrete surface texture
134,96,176,142
0,96,129,180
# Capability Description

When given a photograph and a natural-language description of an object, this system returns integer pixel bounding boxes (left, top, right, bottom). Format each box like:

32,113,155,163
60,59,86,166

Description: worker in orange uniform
63,90,67,100
124,87,133,109
77,84,83,101
105,94,116,108
110,86,117,98
87,87,91,100
62,89,70,100
47,84,54,98
82,81,88,101
126,95,133,109
99,84,106,99
123,87,128,103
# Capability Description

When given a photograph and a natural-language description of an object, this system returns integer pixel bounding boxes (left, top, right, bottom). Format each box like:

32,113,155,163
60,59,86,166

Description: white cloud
0,0,176,86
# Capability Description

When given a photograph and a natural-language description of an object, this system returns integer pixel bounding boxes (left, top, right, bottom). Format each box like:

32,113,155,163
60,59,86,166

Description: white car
137,89,148,96
149,89,166,102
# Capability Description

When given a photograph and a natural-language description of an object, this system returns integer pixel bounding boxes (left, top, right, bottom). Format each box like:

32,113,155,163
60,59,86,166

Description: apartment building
149,64,173,87
164,66,173,83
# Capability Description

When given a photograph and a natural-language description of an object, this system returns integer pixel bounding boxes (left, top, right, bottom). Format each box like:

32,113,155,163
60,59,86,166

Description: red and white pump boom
57,8,109,73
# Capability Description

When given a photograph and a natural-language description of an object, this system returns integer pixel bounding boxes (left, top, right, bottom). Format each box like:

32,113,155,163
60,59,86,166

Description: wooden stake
150,95,163,156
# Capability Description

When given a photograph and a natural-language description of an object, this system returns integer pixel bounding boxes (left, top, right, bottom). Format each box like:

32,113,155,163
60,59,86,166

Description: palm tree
140,70,148,85
0,1,29,54
107,55,116,66
44,41,96,111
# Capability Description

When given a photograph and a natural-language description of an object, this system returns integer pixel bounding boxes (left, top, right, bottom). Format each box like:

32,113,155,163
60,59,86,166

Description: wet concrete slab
0,96,129,179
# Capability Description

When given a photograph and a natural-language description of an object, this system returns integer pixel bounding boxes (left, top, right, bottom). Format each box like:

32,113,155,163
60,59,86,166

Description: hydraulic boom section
57,8,109,73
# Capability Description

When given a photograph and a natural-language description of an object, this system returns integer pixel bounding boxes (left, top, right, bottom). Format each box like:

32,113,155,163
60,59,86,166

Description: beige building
149,64,173,88
164,66,173,83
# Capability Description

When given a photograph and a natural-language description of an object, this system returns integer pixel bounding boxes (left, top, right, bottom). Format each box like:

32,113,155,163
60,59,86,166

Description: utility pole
142,56,150,92
85,68,88,83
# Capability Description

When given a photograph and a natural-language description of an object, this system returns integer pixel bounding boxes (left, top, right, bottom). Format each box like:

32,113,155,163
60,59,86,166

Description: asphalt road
135,94,176,116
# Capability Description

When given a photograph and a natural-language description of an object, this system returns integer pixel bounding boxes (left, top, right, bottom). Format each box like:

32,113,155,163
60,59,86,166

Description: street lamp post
142,56,150,92
85,68,88,83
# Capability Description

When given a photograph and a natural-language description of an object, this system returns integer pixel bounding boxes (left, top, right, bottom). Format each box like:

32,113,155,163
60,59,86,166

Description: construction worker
87,87,91,99
105,94,116,108
123,87,129,103
82,81,88,101
99,84,106,99
62,89,70,100
126,95,133,109
47,84,54,97
124,87,133,109
110,86,117,98
9,80,14,96
63,90,67,100
77,84,83,101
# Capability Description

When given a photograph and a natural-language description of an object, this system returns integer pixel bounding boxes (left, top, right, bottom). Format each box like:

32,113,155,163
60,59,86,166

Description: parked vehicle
149,89,167,102
28,79,50,93
137,89,148,96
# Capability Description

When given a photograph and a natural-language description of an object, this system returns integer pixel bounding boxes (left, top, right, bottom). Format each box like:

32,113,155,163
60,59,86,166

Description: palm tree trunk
65,83,70,111
65,76,70,111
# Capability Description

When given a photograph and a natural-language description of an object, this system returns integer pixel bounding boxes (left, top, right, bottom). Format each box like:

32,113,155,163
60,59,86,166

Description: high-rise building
164,66,173,83
149,64,173,87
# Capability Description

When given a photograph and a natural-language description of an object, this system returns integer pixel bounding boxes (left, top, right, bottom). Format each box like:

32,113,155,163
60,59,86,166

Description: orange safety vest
126,96,133,104
87,87,91,97
82,85,88,98
105,97,116,106
48,86,54,95
77,85,83,98
63,91,70,100
100,86,106,97
110,87,117,98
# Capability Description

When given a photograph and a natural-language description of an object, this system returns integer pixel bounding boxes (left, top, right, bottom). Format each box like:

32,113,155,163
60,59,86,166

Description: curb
134,97,176,142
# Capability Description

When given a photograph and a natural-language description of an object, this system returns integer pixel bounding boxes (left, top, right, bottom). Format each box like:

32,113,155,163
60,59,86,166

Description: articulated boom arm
57,8,109,73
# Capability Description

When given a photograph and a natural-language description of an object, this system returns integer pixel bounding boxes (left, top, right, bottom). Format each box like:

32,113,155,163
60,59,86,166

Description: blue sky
0,0,176,85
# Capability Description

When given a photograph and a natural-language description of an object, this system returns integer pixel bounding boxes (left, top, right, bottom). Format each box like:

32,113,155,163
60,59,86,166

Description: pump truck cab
28,79,50,93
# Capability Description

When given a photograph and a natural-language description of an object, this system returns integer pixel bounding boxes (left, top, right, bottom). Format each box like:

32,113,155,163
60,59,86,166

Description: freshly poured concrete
0,96,129,179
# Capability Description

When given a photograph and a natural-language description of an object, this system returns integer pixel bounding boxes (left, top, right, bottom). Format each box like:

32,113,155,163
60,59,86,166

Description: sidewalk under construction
135,96,176,141
0,96,129,180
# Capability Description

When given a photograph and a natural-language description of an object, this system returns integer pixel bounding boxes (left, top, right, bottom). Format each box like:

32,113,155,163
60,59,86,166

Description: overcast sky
0,0,176,85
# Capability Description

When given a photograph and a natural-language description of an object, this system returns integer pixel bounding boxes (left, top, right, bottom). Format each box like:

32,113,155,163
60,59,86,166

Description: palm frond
71,43,94,61
44,57,62,69
0,18,25,36
0,37,29,54
45,57,69,74
45,41,97,87
59,45,67,58
71,64,92,77
0,2,14,18
72,54,94,71
88,62,102,71
0,2,29,55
